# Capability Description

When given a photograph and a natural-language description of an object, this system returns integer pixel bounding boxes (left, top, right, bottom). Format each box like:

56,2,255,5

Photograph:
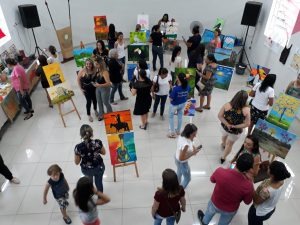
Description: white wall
0,0,248,54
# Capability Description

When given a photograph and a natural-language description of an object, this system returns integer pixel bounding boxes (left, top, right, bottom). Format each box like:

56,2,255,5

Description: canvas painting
214,48,235,67
73,47,94,68
247,64,271,87
290,53,300,72
201,29,225,45
175,68,196,97
214,65,234,91
127,44,149,61
184,98,196,116
42,62,66,87
104,110,133,134
94,16,107,28
252,119,297,159
266,93,300,130
107,132,137,165
46,81,74,104
166,21,179,36
56,26,73,59
137,14,149,31
222,35,236,50
129,32,147,44
213,18,225,30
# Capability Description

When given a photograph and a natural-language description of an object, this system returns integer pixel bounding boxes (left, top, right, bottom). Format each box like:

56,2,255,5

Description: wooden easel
113,161,139,182
57,97,81,127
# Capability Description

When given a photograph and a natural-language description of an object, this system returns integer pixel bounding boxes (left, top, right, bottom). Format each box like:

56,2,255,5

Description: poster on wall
247,64,270,87
94,16,109,40
107,132,137,165
266,93,300,130
46,81,74,104
175,68,196,97
252,119,297,159
184,99,196,116
137,14,149,31
73,47,94,68
214,65,234,91
42,62,66,86
127,44,149,61
0,5,11,47
104,110,133,134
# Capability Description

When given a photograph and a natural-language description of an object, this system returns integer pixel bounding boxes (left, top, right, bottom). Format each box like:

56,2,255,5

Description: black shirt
187,34,202,54
48,173,69,199
108,59,123,83
93,48,108,57
150,32,163,46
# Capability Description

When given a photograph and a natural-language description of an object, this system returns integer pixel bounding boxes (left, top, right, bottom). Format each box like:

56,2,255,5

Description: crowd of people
1,12,298,225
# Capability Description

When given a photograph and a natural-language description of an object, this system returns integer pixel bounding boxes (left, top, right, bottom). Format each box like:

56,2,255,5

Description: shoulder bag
153,75,160,93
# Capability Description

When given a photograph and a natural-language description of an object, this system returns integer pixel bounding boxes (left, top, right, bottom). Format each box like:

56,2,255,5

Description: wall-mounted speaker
18,4,41,29
241,1,262,27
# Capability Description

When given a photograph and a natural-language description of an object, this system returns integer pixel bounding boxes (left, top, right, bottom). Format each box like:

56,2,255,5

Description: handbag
153,75,160,93
197,78,205,91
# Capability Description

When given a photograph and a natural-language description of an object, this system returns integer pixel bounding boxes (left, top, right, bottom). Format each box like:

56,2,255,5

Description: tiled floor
0,44,300,225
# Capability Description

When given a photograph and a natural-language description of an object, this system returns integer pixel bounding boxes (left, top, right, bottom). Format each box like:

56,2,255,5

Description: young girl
73,176,110,225
248,161,291,225
43,164,71,224
169,46,182,84
47,45,60,64
114,32,127,64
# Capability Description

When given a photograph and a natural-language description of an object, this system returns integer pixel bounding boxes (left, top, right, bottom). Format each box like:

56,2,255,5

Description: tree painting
267,93,300,130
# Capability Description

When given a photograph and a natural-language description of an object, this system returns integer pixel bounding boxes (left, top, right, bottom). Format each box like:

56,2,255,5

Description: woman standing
74,124,106,192
131,70,152,130
152,68,172,120
169,46,182,83
77,59,98,122
195,54,218,112
133,59,151,79
218,90,250,164
92,40,108,62
175,124,202,188
208,28,222,54
47,45,60,64
248,74,276,135
183,25,202,58
158,13,169,35
73,176,110,225
150,25,164,71
94,57,113,121
36,55,52,108
168,73,190,138
285,73,300,98
230,135,261,176
107,24,117,50
5,58,33,120
114,32,127,64
151,169,186,225
248,161,291,225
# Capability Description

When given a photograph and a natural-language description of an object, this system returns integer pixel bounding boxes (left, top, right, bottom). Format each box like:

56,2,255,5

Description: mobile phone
37,60,40,65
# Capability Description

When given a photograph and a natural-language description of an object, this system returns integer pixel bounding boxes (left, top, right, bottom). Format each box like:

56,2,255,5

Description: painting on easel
47,81,74,104
43,63,66,87
107,132,137,165
104,110,133,134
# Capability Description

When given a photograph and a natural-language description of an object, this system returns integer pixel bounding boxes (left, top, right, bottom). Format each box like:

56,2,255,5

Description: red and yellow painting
104,110,133,134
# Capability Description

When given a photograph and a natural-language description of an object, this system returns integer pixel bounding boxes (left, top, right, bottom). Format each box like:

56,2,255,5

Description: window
264,0,300,47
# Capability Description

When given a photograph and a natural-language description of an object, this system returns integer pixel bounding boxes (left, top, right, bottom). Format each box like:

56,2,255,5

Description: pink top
210,37,221,48
11,64,29,91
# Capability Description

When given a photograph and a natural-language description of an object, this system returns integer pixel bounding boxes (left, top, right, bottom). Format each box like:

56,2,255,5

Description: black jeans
153,95,168,116
248,204,275,225
110,82,125,103
17,90,33,113
152,45,163,71
0,154,13,180
84,87,97,116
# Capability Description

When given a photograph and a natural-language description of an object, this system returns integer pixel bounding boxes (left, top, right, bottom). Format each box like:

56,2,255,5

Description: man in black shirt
183,26,202,59
150,25,164,71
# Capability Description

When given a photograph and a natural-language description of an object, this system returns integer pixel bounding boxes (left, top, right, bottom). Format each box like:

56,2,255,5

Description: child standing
43,164,72,224
73,176,110,225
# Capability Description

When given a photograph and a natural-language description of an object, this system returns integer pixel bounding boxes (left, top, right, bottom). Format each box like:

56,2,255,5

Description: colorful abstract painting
175,68,196,97
267,93,300,130
46,81,74,104
42,62,66,87
247,64,271,87
107,132,137,165
127,44,149,61
73,47,94,68
214,65,234,91
252,119,297,159
104,110,133,134
184,98,196,116
129,32,147,44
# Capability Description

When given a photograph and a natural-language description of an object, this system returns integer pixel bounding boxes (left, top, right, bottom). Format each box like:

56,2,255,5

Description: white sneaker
10,177,20,184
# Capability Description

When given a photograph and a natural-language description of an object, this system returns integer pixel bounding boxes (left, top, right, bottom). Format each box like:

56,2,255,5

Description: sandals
63,216,72,224
24,113,33,120
139,125,146,130
195,107,203,113
203,105,211,110
167,133,177,138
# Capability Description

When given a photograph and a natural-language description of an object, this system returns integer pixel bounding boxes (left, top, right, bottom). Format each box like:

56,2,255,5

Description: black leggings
248,204,275,225
84,87,97,116
0,154,13,180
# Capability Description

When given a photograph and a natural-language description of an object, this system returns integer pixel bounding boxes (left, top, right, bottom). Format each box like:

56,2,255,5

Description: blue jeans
169,102,185,134
110,82,125,103
154,213,175,225
175,158,191,189
81,164,105,192
96,87,113,118
203,200,237,225
152,45,164,70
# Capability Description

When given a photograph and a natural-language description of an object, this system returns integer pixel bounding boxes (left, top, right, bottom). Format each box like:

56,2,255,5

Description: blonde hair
80,124,93,141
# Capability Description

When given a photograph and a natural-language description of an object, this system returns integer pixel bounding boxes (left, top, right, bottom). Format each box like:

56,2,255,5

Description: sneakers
63,216,72,224
197,210,205,225
10,177,20,184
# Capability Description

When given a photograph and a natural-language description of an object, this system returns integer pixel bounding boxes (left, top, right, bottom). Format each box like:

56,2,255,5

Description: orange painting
104,110,133,134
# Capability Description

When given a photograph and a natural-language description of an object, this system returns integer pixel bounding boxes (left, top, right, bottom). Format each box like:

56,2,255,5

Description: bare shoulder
243,106,250,114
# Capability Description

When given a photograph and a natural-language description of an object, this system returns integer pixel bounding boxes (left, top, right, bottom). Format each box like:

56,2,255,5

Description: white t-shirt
47,54,60,64
79,196,98,223
116,42,125,59
256,186,283,216
175,136,194,163
133,68,151,79
252,83,274,111
169,56,182,73
153,73,172,96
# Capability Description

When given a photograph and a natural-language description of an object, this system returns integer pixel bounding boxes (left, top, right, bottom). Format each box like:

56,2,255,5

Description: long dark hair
138,59,148,70
73,177,94,212
230,90,248,110
181,123,197,138
206,54,217,63
177,72,188,89
162,169,181,196
269,161,291,182
152,25,160,33
96,40,106,51
236,135,260,156
108,24,116,37
139,69,151,84
38,55,48,67
161,13,169,22
48,45,56,55
158,68,168,76
5,58,17,66
171,46,181,62
259,74,276,92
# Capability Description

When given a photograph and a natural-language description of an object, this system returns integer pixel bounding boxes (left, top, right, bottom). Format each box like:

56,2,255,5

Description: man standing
198,153,254,225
